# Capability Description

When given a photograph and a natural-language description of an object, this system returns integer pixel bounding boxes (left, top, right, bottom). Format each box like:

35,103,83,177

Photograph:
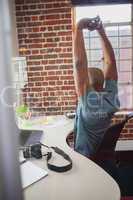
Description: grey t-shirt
74,80,120,157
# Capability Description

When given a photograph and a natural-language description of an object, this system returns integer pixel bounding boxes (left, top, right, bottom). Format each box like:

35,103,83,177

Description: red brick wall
112,114,133,140
15,0,133,140
15,0,76,115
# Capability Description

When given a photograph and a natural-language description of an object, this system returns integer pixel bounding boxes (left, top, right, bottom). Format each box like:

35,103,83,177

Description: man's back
74,80,120,157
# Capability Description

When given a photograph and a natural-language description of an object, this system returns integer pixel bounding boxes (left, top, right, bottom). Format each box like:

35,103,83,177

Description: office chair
90,112,133,164
67,112,133,165
67,113,133,197
90,112,133,198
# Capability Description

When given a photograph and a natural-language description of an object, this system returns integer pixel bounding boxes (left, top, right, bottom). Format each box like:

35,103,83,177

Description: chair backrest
98,112,133,152
91,112,133,162
98,120,125,152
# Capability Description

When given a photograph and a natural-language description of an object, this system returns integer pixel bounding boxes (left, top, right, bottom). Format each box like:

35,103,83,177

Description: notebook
20,161,48,189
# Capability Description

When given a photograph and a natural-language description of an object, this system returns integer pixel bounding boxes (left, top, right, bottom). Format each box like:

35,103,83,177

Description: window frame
75,4,133,109
71,0,132,6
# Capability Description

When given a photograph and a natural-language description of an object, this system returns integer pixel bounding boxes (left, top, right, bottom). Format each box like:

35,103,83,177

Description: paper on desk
19,116,55,129
20,161,48,189
19,116,69,129
19,151,26,164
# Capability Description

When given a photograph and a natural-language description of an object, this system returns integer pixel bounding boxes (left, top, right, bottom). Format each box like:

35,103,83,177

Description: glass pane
120,48,132,60
106,26,118,37
90,37,101,49
119,26,132,36
84,38,90,49
119,36,132,48
89,61,103,68
108,37,119,48
114,49,119,60
76,5,131,23
83,30,89,38
90,50,103,61
116,61,119,69
118,72,132,83
118,84,133,109
86,50,91,60
90,30,99,37
119,60,132,72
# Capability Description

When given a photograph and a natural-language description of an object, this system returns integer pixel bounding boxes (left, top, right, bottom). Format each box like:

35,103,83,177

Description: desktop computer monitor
19,129,43,147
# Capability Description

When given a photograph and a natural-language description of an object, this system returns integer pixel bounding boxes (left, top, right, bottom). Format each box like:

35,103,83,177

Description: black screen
19,129,43,146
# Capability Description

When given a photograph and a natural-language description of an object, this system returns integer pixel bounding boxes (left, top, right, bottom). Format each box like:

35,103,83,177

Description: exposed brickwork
15,0,76,115
112,114,133,140
15,0,133,140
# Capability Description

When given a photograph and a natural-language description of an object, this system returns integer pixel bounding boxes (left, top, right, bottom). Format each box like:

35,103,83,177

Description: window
76,4,133,109
12,57,28,106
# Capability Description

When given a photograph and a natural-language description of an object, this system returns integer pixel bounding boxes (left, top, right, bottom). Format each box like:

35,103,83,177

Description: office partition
0,0,23,199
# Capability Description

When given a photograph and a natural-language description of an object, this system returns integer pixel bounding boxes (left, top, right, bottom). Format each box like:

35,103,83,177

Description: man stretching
74,18,120,157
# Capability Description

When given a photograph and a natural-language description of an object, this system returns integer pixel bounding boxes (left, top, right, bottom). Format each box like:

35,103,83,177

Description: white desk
20,116,120,200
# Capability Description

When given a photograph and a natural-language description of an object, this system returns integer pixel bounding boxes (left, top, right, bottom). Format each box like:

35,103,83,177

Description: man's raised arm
74,19,91,97
97,25,118,81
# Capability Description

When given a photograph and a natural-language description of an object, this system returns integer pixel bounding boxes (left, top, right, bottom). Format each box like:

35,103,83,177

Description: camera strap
46,146,72,173
22,143,73,173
